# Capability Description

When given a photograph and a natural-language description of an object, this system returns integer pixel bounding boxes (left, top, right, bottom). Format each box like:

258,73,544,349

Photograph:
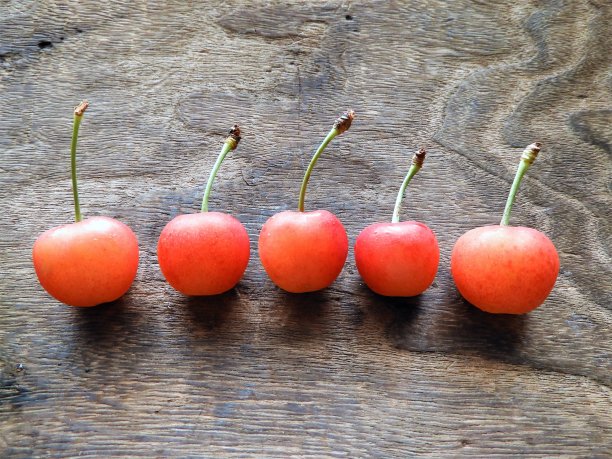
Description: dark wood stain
1,1,610,457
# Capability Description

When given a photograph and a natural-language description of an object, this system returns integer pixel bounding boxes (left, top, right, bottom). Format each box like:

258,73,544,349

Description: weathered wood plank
1,0,610,457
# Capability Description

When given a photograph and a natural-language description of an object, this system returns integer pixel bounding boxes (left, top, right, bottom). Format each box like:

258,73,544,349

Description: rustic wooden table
1,1,610,457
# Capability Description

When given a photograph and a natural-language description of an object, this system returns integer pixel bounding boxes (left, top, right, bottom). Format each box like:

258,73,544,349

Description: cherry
32,102,139,307
157,126,249,296
355,149,439,296
258,111,354,293
451,143,559,314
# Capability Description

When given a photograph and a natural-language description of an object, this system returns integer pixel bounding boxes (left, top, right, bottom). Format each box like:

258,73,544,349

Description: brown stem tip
529,142,542,152
333,110,355,135
521,142,541,164
226,124,241,150
74,100,89,116
413,147,426,167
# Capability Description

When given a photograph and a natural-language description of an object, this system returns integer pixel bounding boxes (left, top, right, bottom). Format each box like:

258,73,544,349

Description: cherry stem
298,110,354,212
391,148,426,223
500,142,542,226
71,101,88,222
201,125,241,212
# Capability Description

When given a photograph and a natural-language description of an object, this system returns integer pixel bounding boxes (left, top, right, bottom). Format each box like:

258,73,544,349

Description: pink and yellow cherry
258,111,354,293
354,149,439,296
451,142,559,314
157,126,249,296
32,101,139,307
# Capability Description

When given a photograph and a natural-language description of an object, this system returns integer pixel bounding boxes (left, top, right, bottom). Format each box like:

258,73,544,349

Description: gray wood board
1,1,610,457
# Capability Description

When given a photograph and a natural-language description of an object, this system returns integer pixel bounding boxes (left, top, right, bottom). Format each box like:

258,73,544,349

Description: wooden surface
1,1,611,457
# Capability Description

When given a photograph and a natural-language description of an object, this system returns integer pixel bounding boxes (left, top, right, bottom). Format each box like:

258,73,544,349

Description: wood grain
1,0,610,457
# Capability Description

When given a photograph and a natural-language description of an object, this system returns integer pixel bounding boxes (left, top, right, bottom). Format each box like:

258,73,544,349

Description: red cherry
259,210,348,293
451,142,559,314
354,148,438,296
451,226,559,314
158,212,249,296
157,125,249,296
32,102,139,307
33,216,139,307
258,110,354,293
355,221,439,296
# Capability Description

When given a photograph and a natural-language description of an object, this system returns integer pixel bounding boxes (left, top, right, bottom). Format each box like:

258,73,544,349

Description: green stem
500,142,541,226
298,129,338,212
297,110,354,212
71,101,88,222
391,148,426,223
201,125,241,212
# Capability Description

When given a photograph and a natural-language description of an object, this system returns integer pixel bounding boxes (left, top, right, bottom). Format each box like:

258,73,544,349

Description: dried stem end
521,142,541,165
333,110,355,135
74,100,89,117
412,148,426,167
226,124,241,150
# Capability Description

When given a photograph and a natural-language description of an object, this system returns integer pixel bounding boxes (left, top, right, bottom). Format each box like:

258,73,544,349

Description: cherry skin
451,225,559,314
355,221,439,296
259,210,348,293
157,212,250,296
33,216,139,307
